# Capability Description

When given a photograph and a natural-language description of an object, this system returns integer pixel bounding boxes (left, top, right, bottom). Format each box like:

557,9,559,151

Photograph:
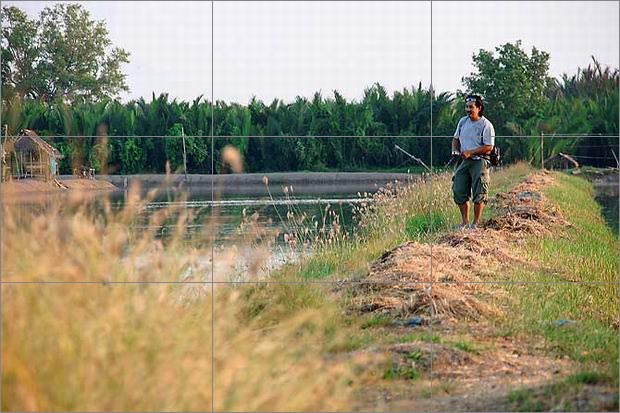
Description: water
110,180,401,280
106,181,392,242
2,176,412,281
594,180,619,236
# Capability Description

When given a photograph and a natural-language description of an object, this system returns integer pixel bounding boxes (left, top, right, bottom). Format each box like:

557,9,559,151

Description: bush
404,212,447,238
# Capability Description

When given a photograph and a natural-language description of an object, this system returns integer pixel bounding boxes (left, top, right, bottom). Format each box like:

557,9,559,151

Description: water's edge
88,172,417,189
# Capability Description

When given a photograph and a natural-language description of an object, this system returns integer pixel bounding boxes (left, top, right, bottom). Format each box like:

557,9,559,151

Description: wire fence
1,131,618,181
1,133,618,139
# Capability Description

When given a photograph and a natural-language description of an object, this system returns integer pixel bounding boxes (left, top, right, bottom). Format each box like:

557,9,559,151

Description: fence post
181,125,188,181
612,149,619,168
0,125,5,182
540,132,544,170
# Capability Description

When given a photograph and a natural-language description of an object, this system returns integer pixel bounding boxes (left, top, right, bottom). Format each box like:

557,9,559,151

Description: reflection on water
145,197,371,209
121,182,387,243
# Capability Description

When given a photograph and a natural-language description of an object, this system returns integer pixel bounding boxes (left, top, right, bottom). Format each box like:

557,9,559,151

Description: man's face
465,101,480,119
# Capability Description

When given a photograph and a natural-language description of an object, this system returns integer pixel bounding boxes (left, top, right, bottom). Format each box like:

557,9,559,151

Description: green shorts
452,158,490,205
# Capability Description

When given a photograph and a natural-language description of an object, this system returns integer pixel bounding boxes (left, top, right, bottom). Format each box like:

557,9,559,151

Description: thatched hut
544,153,580,170
6,129,64,181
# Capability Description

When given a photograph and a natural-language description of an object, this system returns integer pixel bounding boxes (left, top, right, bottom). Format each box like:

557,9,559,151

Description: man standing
451,94,495,229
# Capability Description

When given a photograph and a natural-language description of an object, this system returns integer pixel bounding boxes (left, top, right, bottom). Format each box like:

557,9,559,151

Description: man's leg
473,202,484,225
471,160,490,226
458,202,470,226
452,160,471,227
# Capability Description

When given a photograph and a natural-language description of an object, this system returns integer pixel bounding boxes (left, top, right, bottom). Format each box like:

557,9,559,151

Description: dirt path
345,172,618,412
350,319,599,411
2,177,116,194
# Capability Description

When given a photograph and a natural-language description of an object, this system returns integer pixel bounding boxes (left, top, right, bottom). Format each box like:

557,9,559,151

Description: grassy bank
503,173,617,361
499,172,619,409
281,164,618,409
286,162,532,283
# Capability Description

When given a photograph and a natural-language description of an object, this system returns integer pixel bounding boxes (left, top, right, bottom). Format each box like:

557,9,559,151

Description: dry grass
346,239,506,321
484,172,568,235
1,184,357,411
346,169,569,323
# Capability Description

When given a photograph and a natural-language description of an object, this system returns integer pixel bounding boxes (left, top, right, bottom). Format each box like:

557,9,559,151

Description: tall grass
1,187,357,411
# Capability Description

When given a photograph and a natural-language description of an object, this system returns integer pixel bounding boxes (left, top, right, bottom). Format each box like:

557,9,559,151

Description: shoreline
0,171,419,201
94,171,419,189
1,178,118,200
2,178,118,192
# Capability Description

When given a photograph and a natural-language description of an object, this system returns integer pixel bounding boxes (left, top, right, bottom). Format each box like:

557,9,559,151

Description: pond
2,173,416,281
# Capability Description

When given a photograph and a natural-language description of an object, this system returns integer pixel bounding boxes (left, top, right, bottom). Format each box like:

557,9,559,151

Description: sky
6,1,620,104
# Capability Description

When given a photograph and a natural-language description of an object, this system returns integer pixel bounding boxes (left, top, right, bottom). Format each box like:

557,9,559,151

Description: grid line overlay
2,281,618,286
211,2,215,412
617,85,620,413
430,1,435,409
1,2,619,412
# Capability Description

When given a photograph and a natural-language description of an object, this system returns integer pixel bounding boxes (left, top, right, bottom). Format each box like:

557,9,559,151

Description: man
451,94,495,230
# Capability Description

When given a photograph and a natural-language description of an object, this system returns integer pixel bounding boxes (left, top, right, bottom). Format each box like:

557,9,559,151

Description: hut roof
15,129,64,159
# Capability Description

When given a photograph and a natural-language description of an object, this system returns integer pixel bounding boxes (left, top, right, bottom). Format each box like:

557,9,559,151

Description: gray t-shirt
454,116,495,160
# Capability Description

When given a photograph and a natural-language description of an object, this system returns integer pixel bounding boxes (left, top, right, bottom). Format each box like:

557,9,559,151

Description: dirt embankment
100,172,416,188
1,178,117,196
345,172,617,412
348,173,564,321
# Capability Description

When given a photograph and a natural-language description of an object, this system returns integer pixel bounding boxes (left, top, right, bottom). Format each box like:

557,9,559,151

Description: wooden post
540,132,544,170
611,149,619,168
0,125,4,182
181,125,188,181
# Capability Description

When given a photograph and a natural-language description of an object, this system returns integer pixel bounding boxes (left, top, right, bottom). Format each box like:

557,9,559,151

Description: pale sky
6,1,620,104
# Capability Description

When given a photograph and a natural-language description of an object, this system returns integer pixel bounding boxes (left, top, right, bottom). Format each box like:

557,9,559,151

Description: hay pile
484,172,567,235
348,172,565,322
349,240,505,321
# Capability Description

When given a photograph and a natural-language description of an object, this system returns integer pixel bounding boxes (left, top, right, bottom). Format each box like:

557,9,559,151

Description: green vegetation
509,370,618,412
405,212,447,238
360,313,393,329
462,41,553,134
566,371,610,385
298,260,335,280
509,388,547,412
383,364,421,381
500,172,618,384
451,340,479,354
405,350,423,362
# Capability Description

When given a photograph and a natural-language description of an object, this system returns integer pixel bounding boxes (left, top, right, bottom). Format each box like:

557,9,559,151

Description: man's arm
451,137,460,154
462,145,494,159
